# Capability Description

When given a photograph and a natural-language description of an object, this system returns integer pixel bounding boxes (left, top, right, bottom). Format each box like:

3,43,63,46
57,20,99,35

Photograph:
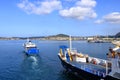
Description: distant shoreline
0,33,120,40
0,36,119,41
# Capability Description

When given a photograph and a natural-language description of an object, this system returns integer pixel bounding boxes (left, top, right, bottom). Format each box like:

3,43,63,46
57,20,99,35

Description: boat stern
26,47,39,55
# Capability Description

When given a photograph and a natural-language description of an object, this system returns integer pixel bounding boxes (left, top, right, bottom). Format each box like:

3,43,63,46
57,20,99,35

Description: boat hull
104,75,120,80
25,47,39,55
58,55,104,80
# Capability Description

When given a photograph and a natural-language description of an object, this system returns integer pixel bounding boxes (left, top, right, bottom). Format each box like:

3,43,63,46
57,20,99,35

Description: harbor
0,34,120,41
0,0,120,80
0,40,119,80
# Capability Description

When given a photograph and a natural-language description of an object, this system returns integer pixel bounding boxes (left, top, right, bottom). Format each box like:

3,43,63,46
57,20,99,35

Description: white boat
23,39,39,55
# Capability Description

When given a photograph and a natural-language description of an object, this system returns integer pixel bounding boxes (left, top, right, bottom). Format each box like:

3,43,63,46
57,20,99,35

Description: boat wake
30,56,37,62
29,56,38,67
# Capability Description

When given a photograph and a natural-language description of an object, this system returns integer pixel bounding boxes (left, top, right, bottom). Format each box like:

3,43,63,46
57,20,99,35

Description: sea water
0,40,114,80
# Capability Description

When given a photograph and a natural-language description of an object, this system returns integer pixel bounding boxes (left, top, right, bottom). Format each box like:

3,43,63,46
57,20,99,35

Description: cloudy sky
0,0,120,37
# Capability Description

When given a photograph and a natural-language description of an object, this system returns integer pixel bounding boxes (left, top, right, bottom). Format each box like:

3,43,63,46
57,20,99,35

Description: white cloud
64,0,73,2
94,19,103,24
17,0,62,15
59,7,97,20
59,0,97,20
65,0,77,2
17,0,97,20
103,12,120,24
95,12,120,24
76,0,96,7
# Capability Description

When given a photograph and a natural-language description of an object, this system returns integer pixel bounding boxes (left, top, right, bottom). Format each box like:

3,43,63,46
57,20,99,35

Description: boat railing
83,66,106,78
110,58,120,74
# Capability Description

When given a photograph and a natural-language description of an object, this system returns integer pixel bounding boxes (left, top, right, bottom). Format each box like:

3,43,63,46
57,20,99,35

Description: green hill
48,34,69,37
115,32,120,38
55,34,69,37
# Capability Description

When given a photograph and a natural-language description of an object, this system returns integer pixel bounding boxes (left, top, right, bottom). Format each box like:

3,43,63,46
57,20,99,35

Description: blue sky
0,0,120,37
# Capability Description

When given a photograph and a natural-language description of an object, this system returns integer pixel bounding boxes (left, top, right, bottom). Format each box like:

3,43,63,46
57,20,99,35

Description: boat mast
106,61,108,75
27,38,30,42
69,35,72,51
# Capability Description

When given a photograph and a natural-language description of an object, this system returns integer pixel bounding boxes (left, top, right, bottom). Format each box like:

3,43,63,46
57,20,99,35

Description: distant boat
23,39,39,55
58,36,120,80
112,40,120,47
88,40,110,43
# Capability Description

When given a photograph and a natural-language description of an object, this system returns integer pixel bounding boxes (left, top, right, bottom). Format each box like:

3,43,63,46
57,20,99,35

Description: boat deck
68,61,109,77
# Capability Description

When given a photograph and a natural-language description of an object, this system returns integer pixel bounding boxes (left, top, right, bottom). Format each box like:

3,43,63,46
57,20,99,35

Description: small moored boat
23,39,39,55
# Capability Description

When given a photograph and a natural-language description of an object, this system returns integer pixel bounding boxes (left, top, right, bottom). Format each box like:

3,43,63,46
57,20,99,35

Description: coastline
0,36,119,41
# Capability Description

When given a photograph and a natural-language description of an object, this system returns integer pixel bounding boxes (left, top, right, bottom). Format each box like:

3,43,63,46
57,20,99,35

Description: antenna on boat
27,38,30,42
69,35,72,51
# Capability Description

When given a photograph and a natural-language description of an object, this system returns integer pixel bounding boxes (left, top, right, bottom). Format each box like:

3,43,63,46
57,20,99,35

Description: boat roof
59,45,68,49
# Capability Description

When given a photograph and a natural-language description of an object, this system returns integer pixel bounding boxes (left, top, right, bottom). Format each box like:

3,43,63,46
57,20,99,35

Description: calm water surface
0,40,114,80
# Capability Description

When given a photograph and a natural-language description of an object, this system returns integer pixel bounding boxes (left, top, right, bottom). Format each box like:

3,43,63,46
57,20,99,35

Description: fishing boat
23,39,39,55
58,36,120,80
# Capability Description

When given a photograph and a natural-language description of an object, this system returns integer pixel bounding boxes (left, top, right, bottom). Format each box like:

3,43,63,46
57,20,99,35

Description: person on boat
117,52,120,58
106,53,111,58
85,55,89,63
29,40,31,42
109,47,116,58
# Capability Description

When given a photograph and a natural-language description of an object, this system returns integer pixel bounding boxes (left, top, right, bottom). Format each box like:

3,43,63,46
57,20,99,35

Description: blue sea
0,40,114,80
